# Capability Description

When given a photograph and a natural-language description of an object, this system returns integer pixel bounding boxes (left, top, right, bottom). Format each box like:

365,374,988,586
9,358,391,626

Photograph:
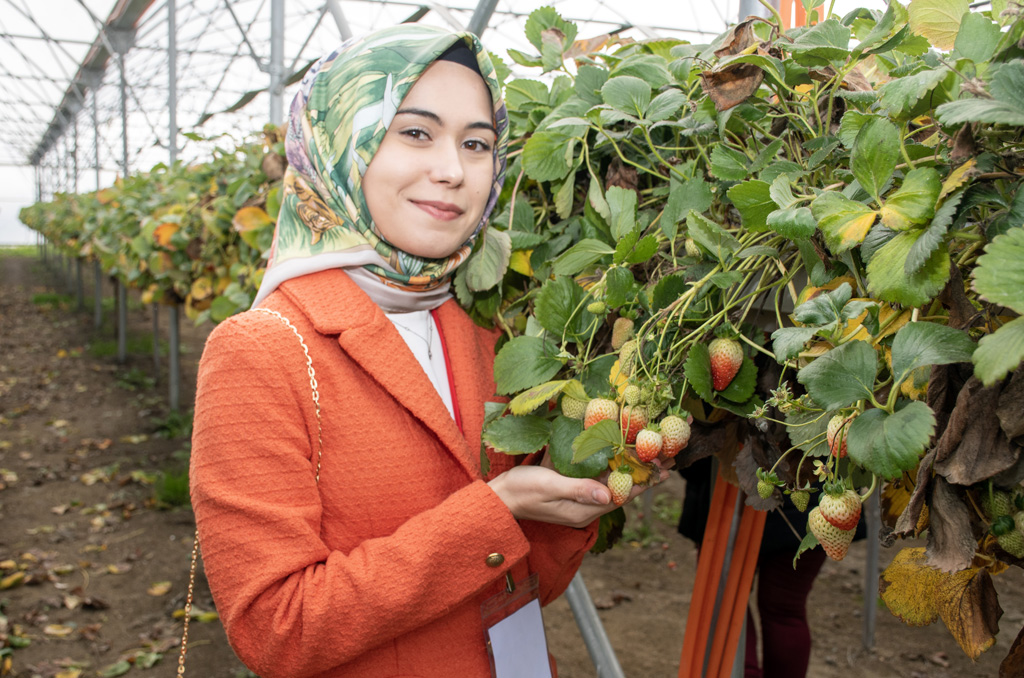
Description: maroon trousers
744,548,827,678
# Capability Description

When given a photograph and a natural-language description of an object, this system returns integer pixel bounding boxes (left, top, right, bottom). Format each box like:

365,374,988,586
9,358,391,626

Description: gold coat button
485,553,505,567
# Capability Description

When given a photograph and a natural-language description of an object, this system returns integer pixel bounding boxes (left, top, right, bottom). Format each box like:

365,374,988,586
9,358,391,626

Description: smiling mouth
411,200,464,221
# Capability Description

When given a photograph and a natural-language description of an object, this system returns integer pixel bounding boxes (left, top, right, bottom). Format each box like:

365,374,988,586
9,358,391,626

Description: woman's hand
487,457,673,529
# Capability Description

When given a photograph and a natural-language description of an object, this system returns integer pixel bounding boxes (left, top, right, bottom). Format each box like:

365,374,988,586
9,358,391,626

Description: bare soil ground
2,250,1022,678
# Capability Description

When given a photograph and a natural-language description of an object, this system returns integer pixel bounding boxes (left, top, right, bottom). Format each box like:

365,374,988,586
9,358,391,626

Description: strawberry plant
457,2,1024,667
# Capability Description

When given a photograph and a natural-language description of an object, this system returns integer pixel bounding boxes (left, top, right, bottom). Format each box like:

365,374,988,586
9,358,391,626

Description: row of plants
20,128,284,324
20,0,1024,670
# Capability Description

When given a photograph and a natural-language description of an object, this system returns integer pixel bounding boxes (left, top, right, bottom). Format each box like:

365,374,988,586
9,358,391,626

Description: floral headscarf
252,25,509,311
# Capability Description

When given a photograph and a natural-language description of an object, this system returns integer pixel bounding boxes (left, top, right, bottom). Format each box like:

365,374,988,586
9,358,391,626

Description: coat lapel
279,270,482,480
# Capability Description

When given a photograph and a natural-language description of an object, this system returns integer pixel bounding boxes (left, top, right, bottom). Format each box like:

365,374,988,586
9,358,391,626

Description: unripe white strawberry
819,488,861,531
584,398,618,429
659,415,690,457
608,468,634,506
809,506,855,561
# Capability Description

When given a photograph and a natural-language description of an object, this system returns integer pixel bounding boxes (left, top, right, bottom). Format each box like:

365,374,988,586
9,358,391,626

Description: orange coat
190,269,597,678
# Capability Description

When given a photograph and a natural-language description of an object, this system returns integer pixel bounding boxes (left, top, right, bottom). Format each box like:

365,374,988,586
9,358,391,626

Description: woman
190,25,660,678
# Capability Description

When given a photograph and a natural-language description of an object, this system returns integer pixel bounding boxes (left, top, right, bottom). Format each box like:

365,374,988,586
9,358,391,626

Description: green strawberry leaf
465,226,511,292
601,76,651,118
767,206,817,239
684,342,714,403
482,415,551,455
973,226,1024,314
604,266,638,309
880,168,942,230
535,275,596,340
522,128,581,182
550,416,610,478
784,408,835,457
509,380,571,416
851,117,900,204
794,529,820,567
607,186,638,240
580,354,618,399
710,144,751,181
847,401,936,479
493,336,565,395
905,189,962,275
811,191,877,254
952,11,1001,62
772,326,820,363
973,316,1024,386
794,282,853,326
867,229,951,306
687,210,742,263
877,68,949,119
718,356,758,403
797,340,879,411
552,238,615,277
890,322,975,388
665,176,714,237
728,180,774,233
787,19,851,64
571,418,622,463
651,274,688,312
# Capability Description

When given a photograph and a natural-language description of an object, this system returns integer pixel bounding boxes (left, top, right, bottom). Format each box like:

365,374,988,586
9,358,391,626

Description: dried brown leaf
604,158,639,193
894,452,933,538
950,123,977,166
937,565,1002,660
1000,623,1024,678
735,436,782,510
997,366,1024,440
933,377,1022,485
882,471,916,530
926,477,978,573
700,63,765,111
714,19,758,57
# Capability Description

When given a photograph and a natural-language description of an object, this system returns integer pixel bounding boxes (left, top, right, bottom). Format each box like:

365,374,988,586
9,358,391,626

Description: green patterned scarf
253,25,509,310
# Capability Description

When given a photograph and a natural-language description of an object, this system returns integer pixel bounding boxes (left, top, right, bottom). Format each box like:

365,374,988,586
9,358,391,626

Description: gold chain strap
178,308,323,676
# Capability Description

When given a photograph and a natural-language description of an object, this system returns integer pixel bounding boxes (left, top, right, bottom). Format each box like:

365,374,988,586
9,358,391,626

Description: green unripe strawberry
1015,511,1024,535
623,384,641,406
619,340,638,377
998,530,1024,559
608,468,634,506
809,506,855,561
587,301,607,315
757,479,774,499
561,395,587,420
791,490,810,513
611,317,635,350
982,490,1014,520
685,238,701,259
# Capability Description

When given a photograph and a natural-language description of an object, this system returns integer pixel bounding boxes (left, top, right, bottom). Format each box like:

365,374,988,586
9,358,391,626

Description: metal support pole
76,259,85,310
117,279,127,364
169,303,181,412
168,0,178,165
863,489,881,650
565,572,626,678
152,303,161,382
94,261,103,329
739,0,773,19
467,0,500,37
269,0,286,125
118,54,129,178
325,0,353,41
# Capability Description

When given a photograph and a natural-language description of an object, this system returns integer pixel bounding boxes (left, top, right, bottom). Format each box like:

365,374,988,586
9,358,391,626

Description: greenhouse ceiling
2,0,766,198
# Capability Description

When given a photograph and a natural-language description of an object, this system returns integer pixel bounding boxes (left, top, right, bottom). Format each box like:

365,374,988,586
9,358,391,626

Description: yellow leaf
147,580,172,596
879,547,944,626
900,364,931,400
232,206,274,232
880,473,916,528
55,669,83,678
509,250,534,277
937,565,1001,659
608,359,629,395
96,187,117,205
190,277,214,302
608,450,654,485
0,560,15,570
0,571,25,590
509,380,569,415
154,222,179,247
908,0,969,50
44,623,75,637
939,159,976,201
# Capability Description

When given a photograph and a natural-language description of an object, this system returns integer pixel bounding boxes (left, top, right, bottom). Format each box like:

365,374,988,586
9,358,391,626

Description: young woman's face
362,59,496,260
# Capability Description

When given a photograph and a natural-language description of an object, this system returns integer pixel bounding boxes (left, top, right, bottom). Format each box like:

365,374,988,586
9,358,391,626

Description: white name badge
482,573,553,678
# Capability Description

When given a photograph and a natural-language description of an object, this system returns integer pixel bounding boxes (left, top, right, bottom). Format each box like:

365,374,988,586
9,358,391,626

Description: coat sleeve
190,315,534,678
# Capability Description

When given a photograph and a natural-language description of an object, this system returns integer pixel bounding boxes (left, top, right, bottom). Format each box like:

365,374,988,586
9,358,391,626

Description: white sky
0,0,885,244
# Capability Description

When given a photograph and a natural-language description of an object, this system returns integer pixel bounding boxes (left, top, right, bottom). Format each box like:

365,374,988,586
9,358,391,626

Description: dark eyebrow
395,107,497,136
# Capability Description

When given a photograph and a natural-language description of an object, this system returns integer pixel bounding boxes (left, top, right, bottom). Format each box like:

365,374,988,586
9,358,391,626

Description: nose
428,139,465,186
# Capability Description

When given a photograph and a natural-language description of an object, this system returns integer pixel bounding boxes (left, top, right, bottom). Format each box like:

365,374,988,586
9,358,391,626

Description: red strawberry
819,489,862,531
584,398,619,429
620,404,648,444
561,395,587,420
827,415,853,458
635,428,663,462
809,506,856,561
659,415,690,457
608,468,634,506
708,338,743,391
611,317,635,350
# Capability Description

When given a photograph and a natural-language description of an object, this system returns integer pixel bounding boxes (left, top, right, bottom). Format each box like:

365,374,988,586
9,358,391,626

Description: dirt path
1,249,1021,678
